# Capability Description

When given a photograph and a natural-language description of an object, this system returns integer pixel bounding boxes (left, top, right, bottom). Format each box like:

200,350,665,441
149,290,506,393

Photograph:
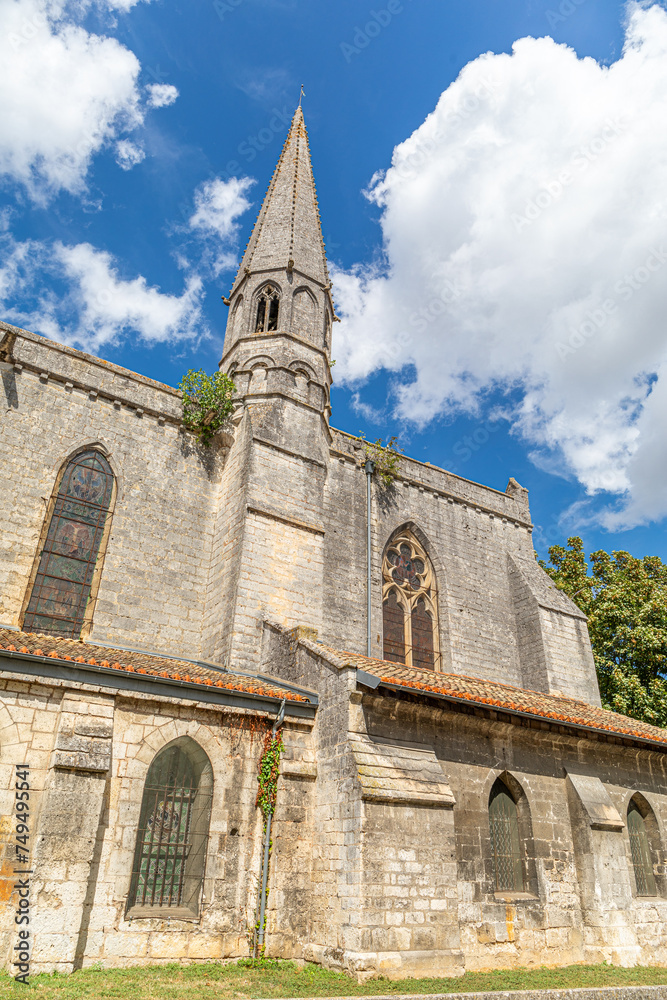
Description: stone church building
2,106,667,979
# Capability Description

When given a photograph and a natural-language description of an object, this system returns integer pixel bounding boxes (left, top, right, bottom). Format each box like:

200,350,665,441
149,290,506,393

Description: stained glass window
128,739,213,916
628,802,657,896
255,285,280,333
22,450,114,639
411,598,435,670
383,590,406,664
489,782,524,892
382,530,440,669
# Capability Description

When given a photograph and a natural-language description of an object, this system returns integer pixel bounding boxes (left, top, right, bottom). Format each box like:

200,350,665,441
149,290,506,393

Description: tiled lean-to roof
0,628,314,712
320,645,667,749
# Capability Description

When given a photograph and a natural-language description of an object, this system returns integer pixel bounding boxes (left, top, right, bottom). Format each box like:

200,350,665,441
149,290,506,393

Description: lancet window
128,738,213,917
489,780,524,892
22,449,115,639
628,800,657,896
255,285,280,333
382,529,439,669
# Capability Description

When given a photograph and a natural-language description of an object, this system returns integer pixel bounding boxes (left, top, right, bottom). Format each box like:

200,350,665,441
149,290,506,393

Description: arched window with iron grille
489,779,524,892
127,737,213,918
255,285,280,333
628,799,657,896
22,449,115,639
382,529,440,669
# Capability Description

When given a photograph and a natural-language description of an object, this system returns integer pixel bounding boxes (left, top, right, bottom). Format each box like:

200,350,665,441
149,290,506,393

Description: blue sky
2,0,667,565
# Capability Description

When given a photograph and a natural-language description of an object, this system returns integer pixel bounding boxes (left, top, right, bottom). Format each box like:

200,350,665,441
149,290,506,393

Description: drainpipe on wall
365,459,375,657
256,697,286,957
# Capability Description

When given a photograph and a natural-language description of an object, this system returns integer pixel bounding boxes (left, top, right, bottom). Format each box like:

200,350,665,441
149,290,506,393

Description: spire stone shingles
230,106,330,294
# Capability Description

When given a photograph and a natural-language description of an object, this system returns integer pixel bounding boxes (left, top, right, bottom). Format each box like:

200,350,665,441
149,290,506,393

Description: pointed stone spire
230,106,330,294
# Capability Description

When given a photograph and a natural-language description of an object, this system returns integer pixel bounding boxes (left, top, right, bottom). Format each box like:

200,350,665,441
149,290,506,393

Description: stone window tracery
255,285,280,333
127,738,213,917
628,800,657,896
22,449,115,639
382,529,440,670
489,780,524,892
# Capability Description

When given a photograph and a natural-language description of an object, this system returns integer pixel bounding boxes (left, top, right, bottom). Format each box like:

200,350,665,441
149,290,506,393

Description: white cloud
115,138,145,170
333,2,667,529
105,0,152,10
146,83,179,108
0,0,166,202
0,232,206,352
189,176,254,274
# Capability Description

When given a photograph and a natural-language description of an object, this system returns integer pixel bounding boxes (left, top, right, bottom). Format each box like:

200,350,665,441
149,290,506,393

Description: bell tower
219,105,335,458
207,105,336,669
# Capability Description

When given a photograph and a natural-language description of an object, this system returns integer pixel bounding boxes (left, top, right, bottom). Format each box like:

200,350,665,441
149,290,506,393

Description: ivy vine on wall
255,728,284,817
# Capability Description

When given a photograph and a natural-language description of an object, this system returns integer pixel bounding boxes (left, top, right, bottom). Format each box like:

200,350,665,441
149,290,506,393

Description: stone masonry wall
0,667,315,973
201,409,253,665
363,690,667,974
322,430,600,705
259,633,667,979
0,326,224,660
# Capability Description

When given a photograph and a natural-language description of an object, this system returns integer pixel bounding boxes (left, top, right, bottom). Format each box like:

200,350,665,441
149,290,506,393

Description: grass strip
1,959,667,999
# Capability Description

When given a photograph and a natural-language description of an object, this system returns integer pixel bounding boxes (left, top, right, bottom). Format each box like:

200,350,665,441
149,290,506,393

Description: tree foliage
179,368,236,446
361,435,403,487
540,537,667,727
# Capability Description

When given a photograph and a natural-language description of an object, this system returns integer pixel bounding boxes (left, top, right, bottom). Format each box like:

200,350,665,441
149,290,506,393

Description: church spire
220,103,335,432
229,105,330,295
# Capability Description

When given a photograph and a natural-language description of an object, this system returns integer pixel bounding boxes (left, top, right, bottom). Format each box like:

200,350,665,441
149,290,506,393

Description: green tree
179,368,236,446
361,435,403,487
541,538,667,727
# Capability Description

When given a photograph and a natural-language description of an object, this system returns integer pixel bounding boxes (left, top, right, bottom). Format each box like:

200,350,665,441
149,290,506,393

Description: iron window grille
22,450,114,639
628,801,657,896
127,739,213,918
489,783,524,892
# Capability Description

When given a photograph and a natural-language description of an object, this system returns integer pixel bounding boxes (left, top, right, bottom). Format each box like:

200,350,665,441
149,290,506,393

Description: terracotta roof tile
322,645,667,747
0,628,308,703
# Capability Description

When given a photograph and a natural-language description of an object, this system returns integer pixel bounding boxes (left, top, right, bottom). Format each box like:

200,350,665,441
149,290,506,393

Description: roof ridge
322,644,594,705
0,627,311,703
315,642,667,746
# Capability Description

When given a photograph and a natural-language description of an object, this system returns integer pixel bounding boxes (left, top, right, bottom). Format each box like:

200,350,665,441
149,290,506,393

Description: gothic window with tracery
22,450,115,639
489,780,524,892
628,800,657,896
382,529,440,669
255,285,280,333
128,738,213,917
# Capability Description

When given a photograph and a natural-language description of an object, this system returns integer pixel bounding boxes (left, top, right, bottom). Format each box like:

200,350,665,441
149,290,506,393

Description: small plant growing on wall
178,368,236,446
361,435,403,487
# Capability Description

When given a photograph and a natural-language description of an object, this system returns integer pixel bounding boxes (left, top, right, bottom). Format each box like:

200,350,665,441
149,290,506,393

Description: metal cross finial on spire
298,84,305,107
